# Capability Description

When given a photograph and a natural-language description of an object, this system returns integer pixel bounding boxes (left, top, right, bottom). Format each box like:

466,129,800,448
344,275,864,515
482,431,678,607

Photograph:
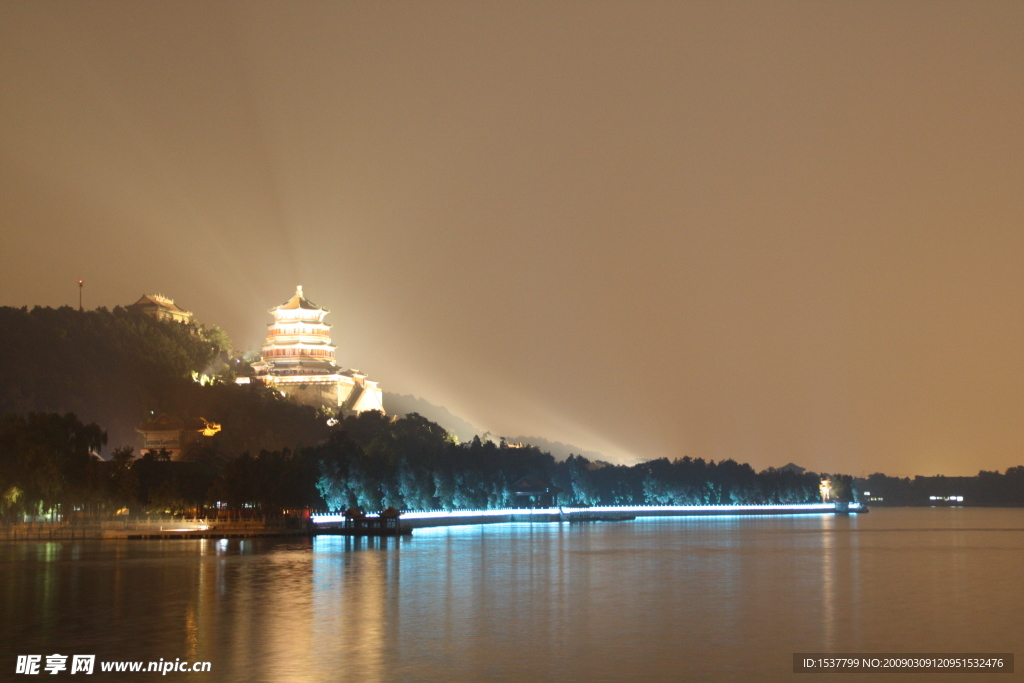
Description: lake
2,507,1021,681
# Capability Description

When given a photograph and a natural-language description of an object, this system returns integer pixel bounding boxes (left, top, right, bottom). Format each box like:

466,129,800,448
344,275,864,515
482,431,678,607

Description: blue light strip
310,502,858,525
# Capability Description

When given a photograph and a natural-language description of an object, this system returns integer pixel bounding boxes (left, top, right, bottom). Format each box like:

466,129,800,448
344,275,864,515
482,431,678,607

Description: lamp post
78,280,83,312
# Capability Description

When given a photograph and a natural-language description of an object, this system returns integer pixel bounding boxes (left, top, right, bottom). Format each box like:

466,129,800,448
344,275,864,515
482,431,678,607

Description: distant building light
929,495,964,503
199,418,221,437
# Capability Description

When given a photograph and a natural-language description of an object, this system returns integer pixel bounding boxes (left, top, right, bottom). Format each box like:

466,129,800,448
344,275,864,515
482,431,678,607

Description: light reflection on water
2,508,1023,682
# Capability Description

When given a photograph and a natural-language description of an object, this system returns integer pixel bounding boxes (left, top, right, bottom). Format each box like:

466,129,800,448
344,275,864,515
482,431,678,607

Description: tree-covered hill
0,305,326,453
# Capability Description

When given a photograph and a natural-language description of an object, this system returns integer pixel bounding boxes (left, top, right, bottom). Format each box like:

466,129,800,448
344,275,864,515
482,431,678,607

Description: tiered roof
269,286,329,322
127,294,193,323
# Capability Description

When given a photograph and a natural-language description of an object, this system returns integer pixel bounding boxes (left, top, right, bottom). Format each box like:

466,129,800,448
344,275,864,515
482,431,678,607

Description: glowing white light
311,503,841,525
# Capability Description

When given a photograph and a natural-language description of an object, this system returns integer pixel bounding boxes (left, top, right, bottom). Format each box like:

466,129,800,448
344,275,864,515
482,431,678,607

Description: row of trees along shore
2,409,851,520
857,470,1024,507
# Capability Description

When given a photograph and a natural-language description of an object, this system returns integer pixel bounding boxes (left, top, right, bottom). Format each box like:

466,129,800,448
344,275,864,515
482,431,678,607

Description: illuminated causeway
312,502,861,529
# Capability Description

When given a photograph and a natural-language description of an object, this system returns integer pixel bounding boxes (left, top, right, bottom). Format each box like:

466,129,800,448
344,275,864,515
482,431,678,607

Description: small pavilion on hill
127,294,193,324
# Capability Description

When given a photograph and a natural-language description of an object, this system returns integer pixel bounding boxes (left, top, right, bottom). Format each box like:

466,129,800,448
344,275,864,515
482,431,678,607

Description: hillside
383,392,615,462
0,306,326,454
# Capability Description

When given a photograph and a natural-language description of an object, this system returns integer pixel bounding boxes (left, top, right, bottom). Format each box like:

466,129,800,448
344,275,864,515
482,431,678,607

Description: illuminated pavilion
247,286,385,414
127,294,193,324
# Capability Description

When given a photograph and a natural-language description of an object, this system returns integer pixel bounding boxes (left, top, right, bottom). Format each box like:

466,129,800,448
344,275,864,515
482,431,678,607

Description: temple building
246,286,385,414
127,294,193,324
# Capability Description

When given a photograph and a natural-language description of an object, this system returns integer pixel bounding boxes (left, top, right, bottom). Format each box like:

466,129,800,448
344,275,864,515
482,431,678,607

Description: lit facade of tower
248,286,384,414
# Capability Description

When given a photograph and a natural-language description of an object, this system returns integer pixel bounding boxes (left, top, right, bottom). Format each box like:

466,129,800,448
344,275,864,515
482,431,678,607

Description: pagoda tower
248,286,384,414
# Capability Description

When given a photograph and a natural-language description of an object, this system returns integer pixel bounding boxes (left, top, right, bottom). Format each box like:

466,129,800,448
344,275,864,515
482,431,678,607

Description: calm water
2,508,1022,682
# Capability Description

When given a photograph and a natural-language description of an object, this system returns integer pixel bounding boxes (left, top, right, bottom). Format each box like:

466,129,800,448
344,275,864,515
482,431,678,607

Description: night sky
2,2,1022,476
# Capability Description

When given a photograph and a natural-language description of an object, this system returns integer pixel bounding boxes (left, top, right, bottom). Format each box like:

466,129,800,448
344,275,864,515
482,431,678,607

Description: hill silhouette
383,392,613,462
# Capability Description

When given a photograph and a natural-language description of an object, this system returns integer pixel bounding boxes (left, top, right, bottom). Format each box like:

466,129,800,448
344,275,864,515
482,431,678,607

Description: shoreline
1,503,862,541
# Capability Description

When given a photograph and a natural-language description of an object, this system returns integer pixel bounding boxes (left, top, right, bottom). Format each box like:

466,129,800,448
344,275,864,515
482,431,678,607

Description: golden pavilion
247,286,384,414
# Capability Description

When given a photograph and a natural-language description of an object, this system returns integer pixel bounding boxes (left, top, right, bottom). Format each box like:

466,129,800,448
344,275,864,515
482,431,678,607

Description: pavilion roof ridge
271,285,328,313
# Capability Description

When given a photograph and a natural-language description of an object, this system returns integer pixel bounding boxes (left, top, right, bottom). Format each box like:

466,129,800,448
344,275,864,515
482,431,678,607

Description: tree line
857,470,1024,507
1,410,850,520
7,408,1023,521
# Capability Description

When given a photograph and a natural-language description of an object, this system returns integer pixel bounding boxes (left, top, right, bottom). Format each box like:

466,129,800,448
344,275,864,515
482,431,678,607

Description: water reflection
821,515,835,651
1,510,1022,682
308,535,397,682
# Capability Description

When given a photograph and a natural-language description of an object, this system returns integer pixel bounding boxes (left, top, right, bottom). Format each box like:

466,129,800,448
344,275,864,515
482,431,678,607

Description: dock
312,506,411,537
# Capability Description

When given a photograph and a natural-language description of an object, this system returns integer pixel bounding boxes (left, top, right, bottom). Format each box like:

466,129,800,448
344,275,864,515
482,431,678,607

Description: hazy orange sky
2,2,1022,476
